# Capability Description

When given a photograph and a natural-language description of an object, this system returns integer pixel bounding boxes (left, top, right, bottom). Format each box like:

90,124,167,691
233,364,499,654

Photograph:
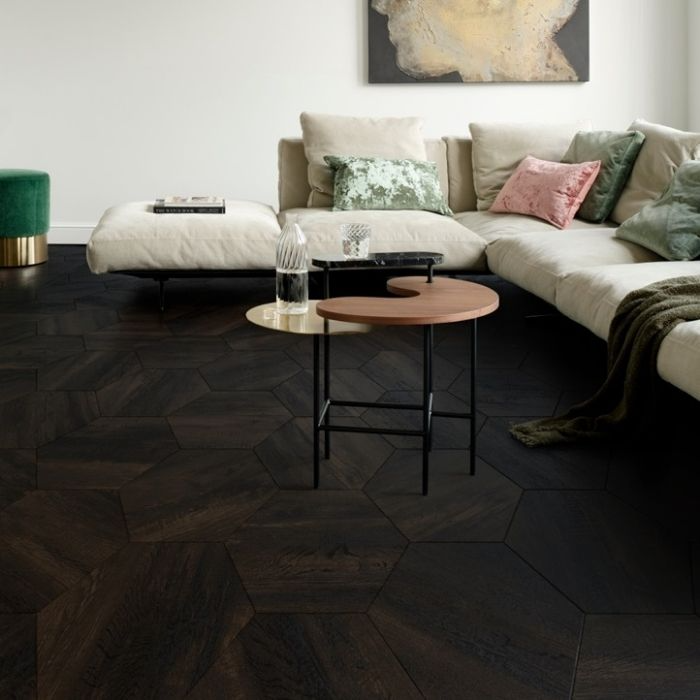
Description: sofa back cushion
611,119,700,224
469,121,590,211
278,138,449,212
444,137,478,213
300,113,427,208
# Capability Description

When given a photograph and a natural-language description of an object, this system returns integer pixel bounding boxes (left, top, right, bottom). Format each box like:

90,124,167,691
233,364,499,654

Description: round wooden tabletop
316,276,500,326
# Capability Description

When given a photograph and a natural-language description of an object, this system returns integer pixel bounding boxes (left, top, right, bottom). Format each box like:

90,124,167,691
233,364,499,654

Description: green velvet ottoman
0,169,50,266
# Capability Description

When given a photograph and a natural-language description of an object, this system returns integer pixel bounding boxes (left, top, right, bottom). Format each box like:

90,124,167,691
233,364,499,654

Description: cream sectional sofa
86,129,700,403
276,135,699,402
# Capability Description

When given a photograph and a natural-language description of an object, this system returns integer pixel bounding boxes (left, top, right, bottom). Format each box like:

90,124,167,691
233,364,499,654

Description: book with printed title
154,196,226,214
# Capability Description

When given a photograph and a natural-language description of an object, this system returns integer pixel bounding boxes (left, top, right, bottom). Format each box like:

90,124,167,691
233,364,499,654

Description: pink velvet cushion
490,155,602,229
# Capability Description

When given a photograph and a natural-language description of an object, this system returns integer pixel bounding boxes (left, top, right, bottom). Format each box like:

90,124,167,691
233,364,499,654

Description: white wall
689,0,700,129
0,0,689,243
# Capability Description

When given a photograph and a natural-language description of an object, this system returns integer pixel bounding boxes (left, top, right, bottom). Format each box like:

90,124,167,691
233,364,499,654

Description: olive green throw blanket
511,275,700,446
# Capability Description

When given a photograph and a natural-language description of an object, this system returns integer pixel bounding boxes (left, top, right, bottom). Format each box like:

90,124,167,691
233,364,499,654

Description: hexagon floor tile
574,616,700,699
200,350,301,391
190,614,422,699
227,490,406,612
37,543,252,698
370,543,583,699
3,254,700,697
0,490,127,612
477,416,610,490
38,417,179,489
255,417,394,490
121,449,276,542
507,491,693,613
366,451,521,541
168,392,291,449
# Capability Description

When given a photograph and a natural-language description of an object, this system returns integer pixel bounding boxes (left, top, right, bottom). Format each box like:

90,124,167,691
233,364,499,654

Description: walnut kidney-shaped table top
316,276,500,326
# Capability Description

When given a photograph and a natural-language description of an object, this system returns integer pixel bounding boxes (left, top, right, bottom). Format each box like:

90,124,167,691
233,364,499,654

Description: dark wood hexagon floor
1,246,699,698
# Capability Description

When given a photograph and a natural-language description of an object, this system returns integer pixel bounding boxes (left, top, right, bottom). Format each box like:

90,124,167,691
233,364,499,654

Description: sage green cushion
324,156,452,216
615,160,700,260
0,170,50,238
562,130,645,223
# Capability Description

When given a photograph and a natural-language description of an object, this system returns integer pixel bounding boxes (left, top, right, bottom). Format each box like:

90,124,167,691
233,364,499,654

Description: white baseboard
48,224,94,245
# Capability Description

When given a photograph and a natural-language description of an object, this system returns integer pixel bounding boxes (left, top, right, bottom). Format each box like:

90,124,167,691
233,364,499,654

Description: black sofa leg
157,277,167,312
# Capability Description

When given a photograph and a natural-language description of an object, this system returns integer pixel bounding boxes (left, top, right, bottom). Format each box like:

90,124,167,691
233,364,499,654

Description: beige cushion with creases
86,201,282,273
611,119,700,224
556,261,700,401
658,320,700,401
279,208,487,271
300,113,427,208
486,228,660,305
470,121,590,211
443,136,477,213
455,211,614,244
556,261,700,339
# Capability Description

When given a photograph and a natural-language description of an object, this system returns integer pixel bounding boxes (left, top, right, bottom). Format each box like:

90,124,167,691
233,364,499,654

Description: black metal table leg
470,319,477,476
158,278,166,312
422,325,432,495
428,324,434,452
322,269,331,459
313,334,320,488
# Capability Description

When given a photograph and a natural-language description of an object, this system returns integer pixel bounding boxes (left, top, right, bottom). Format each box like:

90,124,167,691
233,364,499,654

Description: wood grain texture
370,543,583,699
0,449,36,511
200,350,301,391
507,491,693,613
227,491,406,612
0,614,36,699
96,368,210,416
169,393,291,449
317,276,499,326
191,614,422,700
255,417,393,490
575,615,700,699
37,543,253,698
38,350,142,391
477,416,609,490
366,451,521,540
38,417,179,489
121,449,276,542
136,336,229,368
0,490,127,612
0,391,100,449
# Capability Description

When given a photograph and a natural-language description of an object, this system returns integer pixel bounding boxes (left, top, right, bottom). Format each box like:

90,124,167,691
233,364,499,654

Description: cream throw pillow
300,112,427,208
469,121,590,211
611,119,700,224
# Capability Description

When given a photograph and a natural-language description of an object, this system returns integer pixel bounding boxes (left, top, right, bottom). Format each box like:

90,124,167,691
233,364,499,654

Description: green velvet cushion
561,130,645,223
0,170,50,238
324,156,452,216
615,160,700,260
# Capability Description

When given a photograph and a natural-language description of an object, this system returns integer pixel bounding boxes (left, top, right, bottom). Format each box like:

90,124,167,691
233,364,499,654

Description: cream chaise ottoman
86,200,282,308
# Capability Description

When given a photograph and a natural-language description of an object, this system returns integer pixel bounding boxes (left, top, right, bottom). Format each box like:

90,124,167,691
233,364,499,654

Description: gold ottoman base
0,234,48,267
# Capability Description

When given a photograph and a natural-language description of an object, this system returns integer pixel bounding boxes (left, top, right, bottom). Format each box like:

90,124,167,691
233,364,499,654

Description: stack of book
153,196,226,214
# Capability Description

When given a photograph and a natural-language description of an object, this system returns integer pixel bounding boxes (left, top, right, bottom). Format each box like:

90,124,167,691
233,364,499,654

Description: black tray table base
312,318,478,496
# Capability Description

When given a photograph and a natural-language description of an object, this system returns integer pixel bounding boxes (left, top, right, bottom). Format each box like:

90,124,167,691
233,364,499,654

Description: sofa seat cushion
556,261,700,339
86,201,282,273
279,208,487,271
486,229,660,305
658,320,700,401
454,211,613,243
556,262,700,401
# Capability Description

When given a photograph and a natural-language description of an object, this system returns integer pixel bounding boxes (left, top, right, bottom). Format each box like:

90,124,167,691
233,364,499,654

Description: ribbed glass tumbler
339,223,371,259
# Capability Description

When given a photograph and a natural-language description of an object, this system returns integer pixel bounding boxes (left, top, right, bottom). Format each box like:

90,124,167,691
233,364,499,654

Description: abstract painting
368,0,589,83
